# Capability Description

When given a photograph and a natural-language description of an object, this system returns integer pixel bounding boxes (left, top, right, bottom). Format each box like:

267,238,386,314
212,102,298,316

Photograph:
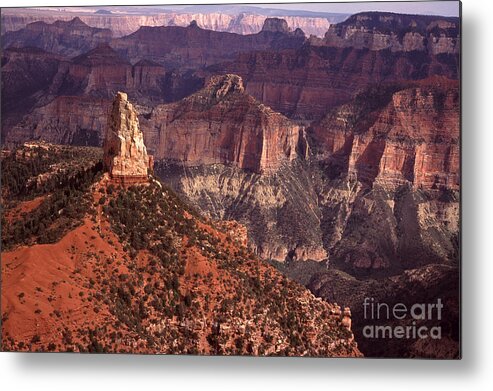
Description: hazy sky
251,2,459,17
16,1,460,18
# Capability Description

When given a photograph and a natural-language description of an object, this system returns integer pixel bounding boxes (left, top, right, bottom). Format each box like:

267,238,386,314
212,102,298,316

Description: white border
1,1,492,390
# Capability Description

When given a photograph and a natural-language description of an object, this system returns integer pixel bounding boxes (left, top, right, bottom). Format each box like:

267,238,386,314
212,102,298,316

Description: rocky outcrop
142,74,303,173
103,92,152,184
66,44,133,95
261,17,290,33
1,17,112,57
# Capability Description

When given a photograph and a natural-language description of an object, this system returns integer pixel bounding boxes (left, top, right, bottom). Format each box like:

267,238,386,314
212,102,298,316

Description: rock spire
103,91,153,184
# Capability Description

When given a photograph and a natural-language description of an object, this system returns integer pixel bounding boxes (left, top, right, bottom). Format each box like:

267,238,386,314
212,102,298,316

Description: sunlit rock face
103,91,152,184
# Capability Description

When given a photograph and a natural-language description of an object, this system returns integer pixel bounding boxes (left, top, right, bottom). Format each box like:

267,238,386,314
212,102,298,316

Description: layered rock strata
1,10,338,37
141,74,303,173
155,78,459,269
309,78,460,191
211,12,459,120
317,12,460,54
103,91,153,185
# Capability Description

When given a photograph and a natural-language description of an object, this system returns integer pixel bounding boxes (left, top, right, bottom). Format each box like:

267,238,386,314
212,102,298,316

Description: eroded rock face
155,78,459,269
62,44,168,103
213,43,459,120
103,92,152,184
319,12,460,54
0,45,174,144
142,74,303,173
309,78,460,192
155,161,328,263
213,13,459,120
7,96,111,147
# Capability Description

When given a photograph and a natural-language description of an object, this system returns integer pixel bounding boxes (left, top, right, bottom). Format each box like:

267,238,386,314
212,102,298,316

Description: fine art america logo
362,297,443,340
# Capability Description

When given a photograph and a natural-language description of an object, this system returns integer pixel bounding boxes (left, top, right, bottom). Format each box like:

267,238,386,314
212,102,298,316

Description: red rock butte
103,91,153,185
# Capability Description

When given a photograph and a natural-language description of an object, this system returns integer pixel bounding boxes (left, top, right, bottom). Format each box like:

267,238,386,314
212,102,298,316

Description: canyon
156,78,459,270
111,18,306,69
1,13,460,271
1,8,343,37
209,12,459,119
141,74,302,173
1,94,361,356
1,17,112,57
0,9,460,358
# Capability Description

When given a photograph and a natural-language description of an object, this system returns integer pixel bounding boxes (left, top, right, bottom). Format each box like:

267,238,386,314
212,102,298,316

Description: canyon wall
309,78,460,191
211,12,459,120
1,9,336,37
1,47,67,140
317,12,459,54
2,17,306,68
141,74,303,173
1,44,199,144
155,78,459,270
7,96,111,146
1,11,460,270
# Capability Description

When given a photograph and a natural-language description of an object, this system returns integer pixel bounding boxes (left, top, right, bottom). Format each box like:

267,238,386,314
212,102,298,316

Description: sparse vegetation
1,144,358,356
1,144,103,249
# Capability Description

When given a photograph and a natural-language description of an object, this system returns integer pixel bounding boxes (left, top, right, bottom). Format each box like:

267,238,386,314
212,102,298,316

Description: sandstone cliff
155,78,459,270
6,96,111,146
261,17,291,33
211,13,459,120
103,92,152,184
309,78,460,191
211,42,459,120
302,79,459,271
62,44,168,102
1,44,191,145
142,74,303,173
